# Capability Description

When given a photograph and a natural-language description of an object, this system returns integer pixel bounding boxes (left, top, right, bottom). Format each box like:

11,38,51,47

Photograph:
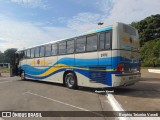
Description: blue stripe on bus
93,26,112,33
19,57,119,75
19,56,140,86
25,68,117,86
25,69,64,80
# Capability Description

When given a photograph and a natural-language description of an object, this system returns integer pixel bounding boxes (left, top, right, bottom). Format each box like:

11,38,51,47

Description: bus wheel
21,71,25,80
65,73,77,89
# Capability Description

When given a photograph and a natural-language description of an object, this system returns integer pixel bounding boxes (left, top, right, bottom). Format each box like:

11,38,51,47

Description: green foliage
131,14,160,67
0,48,17,65
0,51,5,63
140,39,160,67
0,68,10,73
131,14,160,46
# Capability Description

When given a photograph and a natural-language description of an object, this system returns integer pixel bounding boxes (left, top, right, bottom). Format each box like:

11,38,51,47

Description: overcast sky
0,0,160,52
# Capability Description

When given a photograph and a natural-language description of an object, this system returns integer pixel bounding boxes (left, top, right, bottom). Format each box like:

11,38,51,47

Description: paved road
114,69,160,111
0,77,116,120
0,69,159,120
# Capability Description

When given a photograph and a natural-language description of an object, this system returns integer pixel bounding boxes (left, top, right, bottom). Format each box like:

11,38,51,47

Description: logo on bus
37,59,40,64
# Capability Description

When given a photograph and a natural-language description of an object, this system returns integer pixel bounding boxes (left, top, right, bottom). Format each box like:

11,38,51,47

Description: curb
148,69,160,73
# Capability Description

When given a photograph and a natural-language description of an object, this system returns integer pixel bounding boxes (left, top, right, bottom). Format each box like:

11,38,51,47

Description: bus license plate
129,76,136,80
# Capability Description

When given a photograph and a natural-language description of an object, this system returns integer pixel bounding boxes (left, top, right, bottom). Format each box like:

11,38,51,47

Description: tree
131,14,160,67
0,51,5,63
140,39,160,67
131,14,160,46
4,48,17,65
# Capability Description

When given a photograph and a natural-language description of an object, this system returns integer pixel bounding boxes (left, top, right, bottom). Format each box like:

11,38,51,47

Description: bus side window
45,44,51,57
59,41,66,55
76,37,86,53
99,31,111,50
40,46,45,57
86,34,97,51
24,51,27,58
67,39,74,54
99,33,105,50
19,51,24,60
51,44,57,56
35,47,40,58
27,49,31,58
31,48,35,58
105,32,111,49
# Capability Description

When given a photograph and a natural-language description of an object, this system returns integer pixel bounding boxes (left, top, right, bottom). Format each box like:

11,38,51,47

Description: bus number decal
101,53,108,57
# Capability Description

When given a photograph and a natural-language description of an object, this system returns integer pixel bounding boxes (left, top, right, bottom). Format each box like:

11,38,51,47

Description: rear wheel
21,71,25,80
65,73,77,89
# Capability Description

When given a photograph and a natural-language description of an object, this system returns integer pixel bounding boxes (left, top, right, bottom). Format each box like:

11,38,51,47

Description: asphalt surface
113,69,160,111
0,69,160,120
0,77,115,120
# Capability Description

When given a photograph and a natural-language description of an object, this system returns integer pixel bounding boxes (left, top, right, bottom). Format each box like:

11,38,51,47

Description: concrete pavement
0,77,115,120
113,69,160,111
0,69,160,120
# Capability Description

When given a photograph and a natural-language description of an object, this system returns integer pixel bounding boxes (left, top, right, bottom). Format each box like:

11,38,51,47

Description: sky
0,0,160,52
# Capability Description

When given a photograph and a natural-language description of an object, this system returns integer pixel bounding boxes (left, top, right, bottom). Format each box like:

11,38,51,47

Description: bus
13,22,141,89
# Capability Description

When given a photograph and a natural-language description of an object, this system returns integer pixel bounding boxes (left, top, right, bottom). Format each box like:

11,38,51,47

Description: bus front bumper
112,73,141,87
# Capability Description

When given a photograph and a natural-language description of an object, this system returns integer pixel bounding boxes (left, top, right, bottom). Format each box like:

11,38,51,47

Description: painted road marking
107,94,160,120
148,69,160,73
0,77,12,80
23,91,103,117
107,94,128,120
0,81,12,84
0,77,18,81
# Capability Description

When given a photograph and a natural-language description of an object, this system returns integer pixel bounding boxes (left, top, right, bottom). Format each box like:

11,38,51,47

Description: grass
0,68,10,73
141,67,160,69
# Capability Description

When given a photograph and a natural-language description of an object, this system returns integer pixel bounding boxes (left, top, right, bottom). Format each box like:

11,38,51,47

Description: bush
140,38,160,67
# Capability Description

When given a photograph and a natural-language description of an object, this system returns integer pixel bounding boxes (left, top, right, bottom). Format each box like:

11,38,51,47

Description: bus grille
89,67,106,83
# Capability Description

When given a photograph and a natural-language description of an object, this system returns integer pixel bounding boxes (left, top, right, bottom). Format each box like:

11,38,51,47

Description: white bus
13,22,141,89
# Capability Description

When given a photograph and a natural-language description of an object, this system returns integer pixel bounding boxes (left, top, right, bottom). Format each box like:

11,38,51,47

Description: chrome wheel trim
66,75,75,87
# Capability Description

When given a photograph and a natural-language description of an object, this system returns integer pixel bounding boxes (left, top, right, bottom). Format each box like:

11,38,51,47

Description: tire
65,73,77,89
21,71,25,80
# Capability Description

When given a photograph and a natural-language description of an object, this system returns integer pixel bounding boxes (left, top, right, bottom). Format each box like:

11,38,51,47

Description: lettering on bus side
101,53,108,57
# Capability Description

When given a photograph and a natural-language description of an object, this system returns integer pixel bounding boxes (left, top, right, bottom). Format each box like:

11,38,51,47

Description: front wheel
65,73,77,89
21,71,25,80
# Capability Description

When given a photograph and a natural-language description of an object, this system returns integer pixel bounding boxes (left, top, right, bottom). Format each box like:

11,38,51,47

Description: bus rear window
123,25,136,36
